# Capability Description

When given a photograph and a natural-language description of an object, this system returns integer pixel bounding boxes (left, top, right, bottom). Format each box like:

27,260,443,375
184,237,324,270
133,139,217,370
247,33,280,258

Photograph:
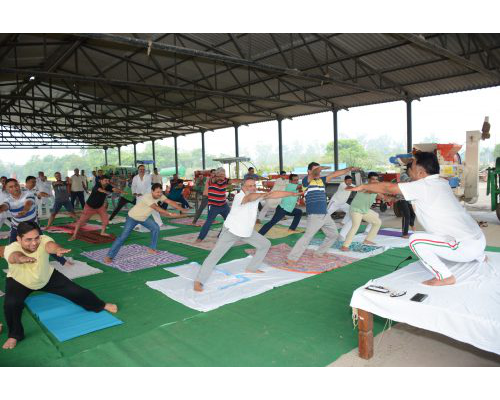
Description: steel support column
406,100,412,153
133,143,137,166
117,146,121,165
234,125,239,179
332,109,339,170
278,118,284,172
174,135,179,174
152,139,156,168
104,147,108,165
201,130,206,170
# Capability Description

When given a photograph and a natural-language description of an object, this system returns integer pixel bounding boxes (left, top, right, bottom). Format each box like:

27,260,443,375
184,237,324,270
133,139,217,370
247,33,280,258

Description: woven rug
245,243,357,274
82,244,187,272
162,230,244,251
73,230,116,244
309,238,382,253
254,223,304,239
45,223,101,234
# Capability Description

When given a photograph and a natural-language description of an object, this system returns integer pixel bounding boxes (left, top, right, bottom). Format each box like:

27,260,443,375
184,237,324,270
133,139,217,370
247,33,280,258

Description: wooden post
358,309,374,359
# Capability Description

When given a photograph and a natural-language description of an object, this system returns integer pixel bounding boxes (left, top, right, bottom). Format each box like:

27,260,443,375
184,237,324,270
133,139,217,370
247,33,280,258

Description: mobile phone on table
410,293,428,302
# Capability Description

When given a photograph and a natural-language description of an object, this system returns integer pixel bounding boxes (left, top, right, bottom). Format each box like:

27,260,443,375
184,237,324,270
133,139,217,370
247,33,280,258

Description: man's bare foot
423,275,456,286
410,226,415,232
100,232,111,237
103,256,113,264
194,281,203,292
340,246,350,251
147,248,159,255
195,239,202,243
68,236,76,241
2,338,17,350
256,219,261,224
402,234,410,239
104,303,118,313
363,240,376,245
287,229,297,234
65,259,74,266
245,269,264,273
285,259,299,266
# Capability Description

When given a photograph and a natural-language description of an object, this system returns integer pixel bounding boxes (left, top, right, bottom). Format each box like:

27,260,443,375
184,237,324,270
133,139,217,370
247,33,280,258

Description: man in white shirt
0,177,11,230
151,168,163,186
70,168,87,210
131,164,163,227
193,177,300,292
256,171,289,223
348,152,486,287
327,175,354,224
35,174,53,219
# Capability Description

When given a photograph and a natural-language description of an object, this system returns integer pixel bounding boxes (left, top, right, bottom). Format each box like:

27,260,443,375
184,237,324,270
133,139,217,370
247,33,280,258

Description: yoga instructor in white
347,151,486,286
193,178,301,292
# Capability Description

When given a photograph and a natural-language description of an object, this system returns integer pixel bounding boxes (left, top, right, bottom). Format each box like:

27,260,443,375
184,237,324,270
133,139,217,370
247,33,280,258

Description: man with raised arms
193,177,300,292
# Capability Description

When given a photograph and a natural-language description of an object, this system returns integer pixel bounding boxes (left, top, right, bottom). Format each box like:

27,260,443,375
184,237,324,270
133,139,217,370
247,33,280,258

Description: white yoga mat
133,224,177,232
351,251,500,355
146,256,308,312
50,260,103,280
308,241,385,260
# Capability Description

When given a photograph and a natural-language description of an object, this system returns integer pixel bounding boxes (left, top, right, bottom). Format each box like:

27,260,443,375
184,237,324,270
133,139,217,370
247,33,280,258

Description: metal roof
0,33,499,149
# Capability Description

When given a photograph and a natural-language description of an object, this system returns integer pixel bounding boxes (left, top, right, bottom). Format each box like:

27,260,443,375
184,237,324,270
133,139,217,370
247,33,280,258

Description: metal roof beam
394,33,500,81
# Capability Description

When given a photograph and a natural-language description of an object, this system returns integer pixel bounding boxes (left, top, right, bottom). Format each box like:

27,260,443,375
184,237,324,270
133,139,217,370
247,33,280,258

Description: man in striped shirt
286,162,358,266
196,167,242,242
0,179,38,243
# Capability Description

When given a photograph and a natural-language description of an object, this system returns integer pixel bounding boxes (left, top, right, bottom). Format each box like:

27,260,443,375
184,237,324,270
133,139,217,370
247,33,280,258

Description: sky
2,85,499,166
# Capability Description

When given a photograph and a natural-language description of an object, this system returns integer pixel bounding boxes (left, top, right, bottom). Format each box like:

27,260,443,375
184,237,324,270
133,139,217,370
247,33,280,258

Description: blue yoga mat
25,293,123,342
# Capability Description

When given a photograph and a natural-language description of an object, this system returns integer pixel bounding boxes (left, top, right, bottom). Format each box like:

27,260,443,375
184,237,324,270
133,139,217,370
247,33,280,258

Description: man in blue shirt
286,162,358,266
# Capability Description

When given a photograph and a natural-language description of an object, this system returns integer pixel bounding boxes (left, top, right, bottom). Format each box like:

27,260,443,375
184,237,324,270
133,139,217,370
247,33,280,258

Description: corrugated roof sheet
0,33,499,148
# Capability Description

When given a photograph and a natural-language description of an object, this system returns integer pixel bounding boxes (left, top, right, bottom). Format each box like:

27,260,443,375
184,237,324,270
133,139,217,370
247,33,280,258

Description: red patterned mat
245,243,358,274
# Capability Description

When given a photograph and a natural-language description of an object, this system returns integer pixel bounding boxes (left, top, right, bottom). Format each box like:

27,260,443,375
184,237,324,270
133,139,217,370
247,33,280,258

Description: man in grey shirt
45,172,78,229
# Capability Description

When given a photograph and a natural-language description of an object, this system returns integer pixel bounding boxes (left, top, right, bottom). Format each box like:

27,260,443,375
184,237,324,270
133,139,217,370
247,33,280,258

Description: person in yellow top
104,183,188,264
1,221,117,350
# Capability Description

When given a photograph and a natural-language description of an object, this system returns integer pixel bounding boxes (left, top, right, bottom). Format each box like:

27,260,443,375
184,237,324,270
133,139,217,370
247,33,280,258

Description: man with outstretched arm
193,178,301,292
69,175,123,241
347,151,486,286
104,183,188,263
1,221,117,350
286,163,359,266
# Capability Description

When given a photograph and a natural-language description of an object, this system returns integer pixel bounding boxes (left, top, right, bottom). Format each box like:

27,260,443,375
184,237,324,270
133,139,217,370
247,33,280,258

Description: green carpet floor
1,214,495,366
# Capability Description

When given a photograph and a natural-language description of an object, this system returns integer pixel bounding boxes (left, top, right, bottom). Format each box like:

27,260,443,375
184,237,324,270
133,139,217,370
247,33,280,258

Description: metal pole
174,135,179,175
201,130,206,170
133,143,137,166
333,109,339,170
406,100,413,153
104,147,108,165
234,125,239,179
278,118,283,172
152,139,156,168
117,146,121,165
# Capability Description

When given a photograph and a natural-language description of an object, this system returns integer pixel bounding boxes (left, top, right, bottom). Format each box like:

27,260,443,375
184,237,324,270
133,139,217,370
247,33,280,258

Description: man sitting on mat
69,175,123,241
1,221,117,350
193,178,300,292
347,151,486,286
258,174,303,236
104,183,187,263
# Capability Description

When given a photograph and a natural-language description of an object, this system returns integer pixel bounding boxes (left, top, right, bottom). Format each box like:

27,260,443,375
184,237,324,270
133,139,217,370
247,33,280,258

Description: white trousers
258,198,280,220
409,232,486,280
0,213,11,229
37,197,52,218
327,201,351,224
